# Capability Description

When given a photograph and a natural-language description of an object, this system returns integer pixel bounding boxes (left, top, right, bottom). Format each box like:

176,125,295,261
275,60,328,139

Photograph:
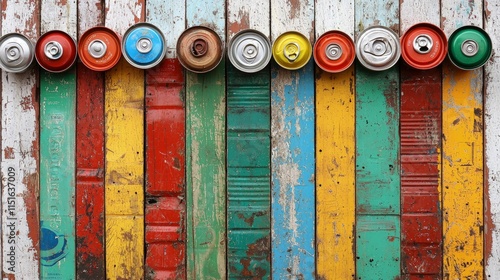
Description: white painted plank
315,0,354,38
227,0,269,41
40,0,77,37
147,0,185,58
400,0,440,33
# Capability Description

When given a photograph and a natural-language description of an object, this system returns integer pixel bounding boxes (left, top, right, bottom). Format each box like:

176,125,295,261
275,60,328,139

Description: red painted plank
400,65,442,278
145,58,185,279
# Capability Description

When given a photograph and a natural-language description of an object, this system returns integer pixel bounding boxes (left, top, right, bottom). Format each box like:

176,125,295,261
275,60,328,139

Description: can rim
121,22,167,69
79,26,122,71
447,25,492,70
356,25,401,71
314,30,355,73
272,30,312,70
227,29,271,73
0,32,35,73
176,25,225,73
35,30,77,73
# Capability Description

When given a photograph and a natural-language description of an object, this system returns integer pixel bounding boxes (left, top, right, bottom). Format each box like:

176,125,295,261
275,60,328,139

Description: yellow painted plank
316,66,355,279
442,64,483,279
105,59,144,279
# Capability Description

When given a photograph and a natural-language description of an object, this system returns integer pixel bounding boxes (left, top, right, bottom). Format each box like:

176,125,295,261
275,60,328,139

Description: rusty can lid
401,23,447,70
448,25,492,70
79,26,121,71
356,26,400,71
177,26,224,73
0,33,34,73
272,31,312,70
35,30,77,73
122,23,166,69
228,29,271,73
314,30,355,73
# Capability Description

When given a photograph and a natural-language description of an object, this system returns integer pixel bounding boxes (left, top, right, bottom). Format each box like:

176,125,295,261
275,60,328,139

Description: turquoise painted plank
355,1,401,279
40,70,76,279
227,62,271,278
271,60,315,279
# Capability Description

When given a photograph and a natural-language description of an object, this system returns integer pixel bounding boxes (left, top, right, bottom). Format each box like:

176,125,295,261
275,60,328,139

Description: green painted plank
227,62,271,278
40,70,76,279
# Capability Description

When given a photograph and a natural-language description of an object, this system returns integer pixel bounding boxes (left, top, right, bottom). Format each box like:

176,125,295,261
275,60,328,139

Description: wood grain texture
354,1,400,279
271,0,315,279
76,1,105,279
226,1,271,278
315,1,355,279
104,1,145,279
441,0,484,279
485,1,500,278
400,2,442,278
185,0,226,278
1,1,40,279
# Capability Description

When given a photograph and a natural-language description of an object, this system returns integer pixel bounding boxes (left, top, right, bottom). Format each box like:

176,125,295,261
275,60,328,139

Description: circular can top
0,33,34,73
401,23,448,70
272,31,312,70
314,30,355,73
35,30,77,73
228,29,272,73
177,26,224,73
122,22,166,69
356,26,401,71
448,25,492,70
79,26,121,71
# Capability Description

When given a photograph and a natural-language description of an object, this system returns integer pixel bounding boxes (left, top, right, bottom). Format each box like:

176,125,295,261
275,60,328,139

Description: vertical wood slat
399,2,442,278
314,0,355,278
1,1,40,279
185,0,226,278
485,0,500,278
104,1,145,279
226,2,271,276
146,1,186,279
39,0,77,278
270,0,315,279
76,1,105,279
354,1,401,279
441,0,484,278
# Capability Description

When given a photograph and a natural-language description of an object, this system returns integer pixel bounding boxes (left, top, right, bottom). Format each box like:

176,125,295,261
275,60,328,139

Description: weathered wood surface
186,0,227,279
1,1,40,279
315,0,355,279
441,0,484,278
400,2,443,279
39,0,77,278
271,0,315,279
146,1,186,279
104,1,145,279
76,1,105,279
226,0,271,278
485,0,500,278
355,1,401,279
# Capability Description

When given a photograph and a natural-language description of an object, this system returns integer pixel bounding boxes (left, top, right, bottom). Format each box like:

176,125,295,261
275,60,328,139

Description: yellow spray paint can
272,31,312,70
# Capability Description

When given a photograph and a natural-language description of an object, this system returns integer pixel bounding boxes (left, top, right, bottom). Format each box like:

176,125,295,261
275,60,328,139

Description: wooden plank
145,2,186,278
441,0,484,278
185,0,226,278
314,0,355,278
1,1,40,279
39,0,77,278
226,2,271,277
485,1,500,278
399,2,442,278
270,0,315,278
76,1,105,279
104,1,145,279
354,1,400,279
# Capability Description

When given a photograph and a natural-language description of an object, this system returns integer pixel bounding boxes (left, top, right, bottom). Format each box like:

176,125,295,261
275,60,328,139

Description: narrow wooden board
76,1,105,279
399,2,442,278
39,0,77,278
270,0,315,278
354,1,401,279
441,0,484,278
104,1,145,279
185,0,226,278
1,1,40,278
315,0,355,278
485,0,500,278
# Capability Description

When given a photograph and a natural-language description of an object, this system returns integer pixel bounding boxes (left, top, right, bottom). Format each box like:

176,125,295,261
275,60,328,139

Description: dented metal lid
356,26,401,71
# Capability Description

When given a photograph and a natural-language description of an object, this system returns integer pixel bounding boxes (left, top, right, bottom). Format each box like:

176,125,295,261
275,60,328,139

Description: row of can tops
0,22,492,74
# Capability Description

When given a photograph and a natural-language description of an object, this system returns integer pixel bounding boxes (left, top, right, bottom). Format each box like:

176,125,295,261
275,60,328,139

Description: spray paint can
448,25,492,70
177,26,224,73
272,31,312,70
227,29,271,73
356,26,400,71
78,26,121,71
122,23,166,69
35,30,77,73
314,30,355,73
0,33,35,73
